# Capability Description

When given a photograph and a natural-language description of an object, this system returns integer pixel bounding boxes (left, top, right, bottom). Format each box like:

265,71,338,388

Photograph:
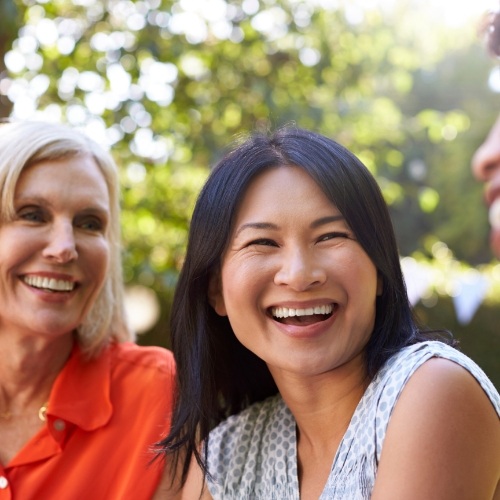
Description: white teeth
23,276,75,292
489,198,500,230
271,304,333,319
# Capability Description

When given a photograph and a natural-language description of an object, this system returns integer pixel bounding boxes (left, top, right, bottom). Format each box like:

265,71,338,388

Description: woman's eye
79,217,104,231
18,208,45,222
248,238,277,247
318,231,349,242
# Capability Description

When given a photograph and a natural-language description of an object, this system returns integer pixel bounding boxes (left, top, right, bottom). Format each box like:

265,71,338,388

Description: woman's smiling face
0,155,111,341
209,165,381,379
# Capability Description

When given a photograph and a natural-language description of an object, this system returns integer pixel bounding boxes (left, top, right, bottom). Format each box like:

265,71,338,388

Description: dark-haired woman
161,127,500,499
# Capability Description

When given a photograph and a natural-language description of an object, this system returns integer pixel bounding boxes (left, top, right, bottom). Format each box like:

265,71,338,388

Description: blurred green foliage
0,0,498,378
416,298,500,388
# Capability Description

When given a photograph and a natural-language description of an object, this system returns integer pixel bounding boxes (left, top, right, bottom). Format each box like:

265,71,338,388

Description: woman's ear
208,273,228,316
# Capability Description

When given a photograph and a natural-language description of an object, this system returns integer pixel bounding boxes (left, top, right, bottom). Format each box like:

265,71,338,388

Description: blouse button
53,419,66,431
0,476,8,489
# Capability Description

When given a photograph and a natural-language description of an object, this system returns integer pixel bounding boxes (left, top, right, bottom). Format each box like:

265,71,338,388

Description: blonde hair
0,121,133,356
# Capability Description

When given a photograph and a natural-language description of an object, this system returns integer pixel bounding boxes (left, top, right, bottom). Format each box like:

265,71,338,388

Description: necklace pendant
38,404,48,422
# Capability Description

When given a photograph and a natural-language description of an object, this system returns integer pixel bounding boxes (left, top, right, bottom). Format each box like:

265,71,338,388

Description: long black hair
158,127,454,484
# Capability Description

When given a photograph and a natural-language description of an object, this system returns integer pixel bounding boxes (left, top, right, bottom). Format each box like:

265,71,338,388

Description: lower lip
23,282,76,303
271,311,338,339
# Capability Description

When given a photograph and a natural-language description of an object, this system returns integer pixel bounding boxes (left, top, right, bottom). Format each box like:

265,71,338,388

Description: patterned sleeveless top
206,341,500,499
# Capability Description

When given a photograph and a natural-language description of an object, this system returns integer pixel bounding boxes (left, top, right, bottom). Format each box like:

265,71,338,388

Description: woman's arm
372,357,500,499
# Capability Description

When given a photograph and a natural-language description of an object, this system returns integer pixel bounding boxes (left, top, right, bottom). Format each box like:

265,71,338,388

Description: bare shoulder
372,357,500,500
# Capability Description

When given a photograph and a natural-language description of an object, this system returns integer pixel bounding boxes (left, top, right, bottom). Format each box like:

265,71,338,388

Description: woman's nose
42,222,78,263
472,116,500,182
273,247,326,291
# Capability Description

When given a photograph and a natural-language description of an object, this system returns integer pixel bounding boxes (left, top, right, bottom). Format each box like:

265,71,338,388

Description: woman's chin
490,227,500,259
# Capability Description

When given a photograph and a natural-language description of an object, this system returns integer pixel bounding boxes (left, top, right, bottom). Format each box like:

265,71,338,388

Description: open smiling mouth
270,304,336,325
23,276,76,293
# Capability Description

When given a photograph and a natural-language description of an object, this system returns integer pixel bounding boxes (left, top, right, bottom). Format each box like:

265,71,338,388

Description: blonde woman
0,121,176,498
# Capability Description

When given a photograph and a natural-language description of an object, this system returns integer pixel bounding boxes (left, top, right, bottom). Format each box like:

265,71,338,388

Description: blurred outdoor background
1,0,499,385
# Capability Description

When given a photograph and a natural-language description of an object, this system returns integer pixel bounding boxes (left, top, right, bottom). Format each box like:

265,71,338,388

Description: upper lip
267,299,336,309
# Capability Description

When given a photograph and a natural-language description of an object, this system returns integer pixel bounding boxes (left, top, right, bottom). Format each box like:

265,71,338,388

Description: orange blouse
0,342,175,499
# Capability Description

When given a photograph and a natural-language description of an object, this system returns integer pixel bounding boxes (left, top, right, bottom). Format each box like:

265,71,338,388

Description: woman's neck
270,354,370,500
0,332,74,413
270,352,369,448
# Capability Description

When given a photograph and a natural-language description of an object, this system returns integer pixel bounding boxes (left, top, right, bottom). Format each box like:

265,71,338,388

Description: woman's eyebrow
234,215,345,237
310,215,344,229
234,222,278,238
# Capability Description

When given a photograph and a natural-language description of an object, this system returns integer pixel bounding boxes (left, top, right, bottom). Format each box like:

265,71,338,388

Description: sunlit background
0,0,499,382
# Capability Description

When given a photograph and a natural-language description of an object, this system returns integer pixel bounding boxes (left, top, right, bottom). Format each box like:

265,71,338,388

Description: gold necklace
38,402,48,422
0,402,49,422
